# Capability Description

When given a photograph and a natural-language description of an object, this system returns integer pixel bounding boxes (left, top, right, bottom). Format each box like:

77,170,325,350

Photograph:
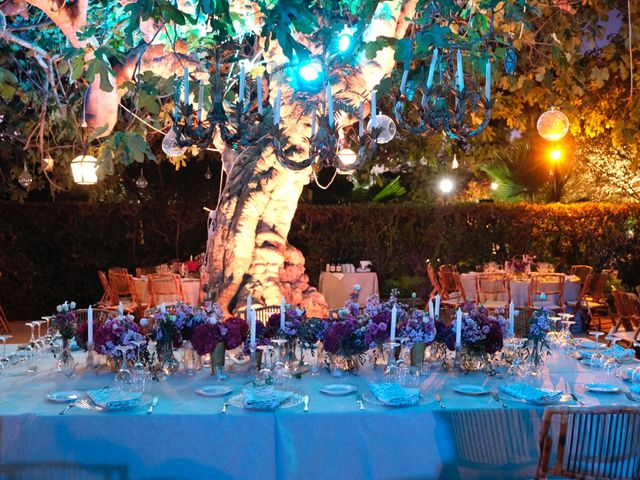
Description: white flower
140,318,149,327
56,305,63,313
69,301,76,310
126,314,134,322
353,284,362,291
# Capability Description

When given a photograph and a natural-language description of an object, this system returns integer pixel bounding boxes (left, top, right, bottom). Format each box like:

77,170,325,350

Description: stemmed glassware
271,339,289,390
603,334,621,379
114,345,133,391
383,341,400,382
130,341,149,393
589,331,605,374
255,345,274,386
0,335,12,369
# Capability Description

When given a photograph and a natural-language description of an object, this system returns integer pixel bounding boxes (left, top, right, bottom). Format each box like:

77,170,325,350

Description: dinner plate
195,385,233,397
362,391,428,408
579,340,599,349
580,358,592,366
320,384,358,396
585,383,620,393
46,390,84,403
75,394,153,412
228,392,304,410
453,384,490,396
500,390,568,406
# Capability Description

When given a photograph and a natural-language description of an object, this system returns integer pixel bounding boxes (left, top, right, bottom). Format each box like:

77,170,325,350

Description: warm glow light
438,178,454,194
549,148,563,162
298,61,322,82
537,108,570,141
490,182,499,191
338,148,358,167
71,155,98,185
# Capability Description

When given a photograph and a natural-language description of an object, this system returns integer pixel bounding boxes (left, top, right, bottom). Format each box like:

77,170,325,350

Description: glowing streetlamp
548,147,564,202
490,182,499,191
438,177,454,203
71,155,98,185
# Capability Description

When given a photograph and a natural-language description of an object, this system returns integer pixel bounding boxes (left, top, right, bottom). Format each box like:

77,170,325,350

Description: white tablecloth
0,349,636,479
132,277,201,307
318,272,379,309
459,273,581,308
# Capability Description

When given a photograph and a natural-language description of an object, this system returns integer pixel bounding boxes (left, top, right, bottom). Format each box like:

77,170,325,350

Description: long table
0,349,637,479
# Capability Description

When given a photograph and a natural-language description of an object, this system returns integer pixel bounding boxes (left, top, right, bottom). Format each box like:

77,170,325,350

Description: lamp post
548,148,563,202
438,177,454,204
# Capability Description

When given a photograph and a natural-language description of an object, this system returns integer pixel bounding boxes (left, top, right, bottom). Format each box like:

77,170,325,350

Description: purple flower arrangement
526,308,552,366
297,317,326,349
321,317,368,357
94,314,147,361
242,320,272,354
266,307,305,339
53,301,77,340
151,301,223,347
398,310,437,347
506,254,536,274
444,305,508,355
192,316,249,356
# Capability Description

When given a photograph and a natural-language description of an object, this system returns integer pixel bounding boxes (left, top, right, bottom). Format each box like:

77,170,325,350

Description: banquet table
318,271,379,309
459,272,581,307
132,276,201,307
1,348,638,480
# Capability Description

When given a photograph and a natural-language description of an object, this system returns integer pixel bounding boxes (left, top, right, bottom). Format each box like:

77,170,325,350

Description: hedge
1,201,639,319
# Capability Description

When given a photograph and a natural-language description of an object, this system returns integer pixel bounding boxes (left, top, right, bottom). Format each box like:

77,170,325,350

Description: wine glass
33,320,47,358
589,331,605,374
395,337,410,383
604,335,622,379
114,345,133,391
25,322,36,348
255,345,274,386
0,335,12,369
271,339,289,390
383,341,400,382
25,345,37,375
130,341,149,393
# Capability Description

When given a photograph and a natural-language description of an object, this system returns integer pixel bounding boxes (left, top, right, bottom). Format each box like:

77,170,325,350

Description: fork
569,392,586,406
435,392,445,409
221,401,230,414
625,390,637,402
356,394,365,411
59,402,76,415
491,391,507,408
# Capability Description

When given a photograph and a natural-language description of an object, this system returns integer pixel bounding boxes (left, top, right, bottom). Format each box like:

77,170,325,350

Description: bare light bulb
18,164,33,189
204,165,213,180
136,168,148,189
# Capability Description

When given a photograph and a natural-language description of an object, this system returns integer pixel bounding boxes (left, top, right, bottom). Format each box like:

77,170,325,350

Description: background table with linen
0,350,637,480
132,276,201,306
318,272,379,309
459,273,581,307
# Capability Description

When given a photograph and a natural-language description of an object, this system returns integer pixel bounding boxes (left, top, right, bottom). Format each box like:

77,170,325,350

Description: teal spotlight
338,32,353,53
298,61,322,82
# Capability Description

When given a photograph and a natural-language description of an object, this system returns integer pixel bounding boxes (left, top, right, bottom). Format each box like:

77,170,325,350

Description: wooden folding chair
527,273,565,313
97,271,118,307
537,406,640,479
570,265,593,284
147,273,184,308
108,267,129,275
427,264,443,299
74,308,114,325
439,271,467,309
609,289,640,347
566,272,611,331
0,303,11,334
135,266,157,277
475,273,510,310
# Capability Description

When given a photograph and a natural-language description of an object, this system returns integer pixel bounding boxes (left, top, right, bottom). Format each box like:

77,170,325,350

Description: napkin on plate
580,344,635,362
242,386,293,410
499,383,562,404
370,383,420,407
86,387,142,410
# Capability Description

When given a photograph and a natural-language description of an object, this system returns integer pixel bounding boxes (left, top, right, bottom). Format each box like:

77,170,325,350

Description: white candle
197,80,204,121
280,296,286,331
327,84,334,127
250,309,256,347
118,302,124,316
456,50,464,92
390,305,397,342
256,75,263,114
183,66,190,104
426,48,438,89
455,308,462,348
273,89,281,125
247,294,252,316
428,299,434,318
359,102,365,138
485,60,491,102
508,300,514,336
371,90,377,128
159,303,166,314
435,294,440,317
239,61,246,102
87,305,93,344
311,109,317,136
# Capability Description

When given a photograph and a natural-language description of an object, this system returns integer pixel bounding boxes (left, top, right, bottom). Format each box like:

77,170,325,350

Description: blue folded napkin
242,386,293,410
86,387,142,410
500,383,561,404
580,344,635,362
370,383,420,407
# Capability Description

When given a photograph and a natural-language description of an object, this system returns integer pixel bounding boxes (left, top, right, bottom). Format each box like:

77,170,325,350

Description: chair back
570,265,593,283
427,264,442,298
0,304,11,334
580,273,609,303
74,308,114,325
238,305,281,324
528,273,565,309
439,271,465,302
135,266,157,277
476,273,509,305
537,406,640,480
97,271,117,306
147,274,184,307
109,272,133,299
439,264,457,273
108,267,128,275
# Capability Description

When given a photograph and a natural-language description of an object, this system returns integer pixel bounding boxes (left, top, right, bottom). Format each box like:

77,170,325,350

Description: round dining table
132,276,201,307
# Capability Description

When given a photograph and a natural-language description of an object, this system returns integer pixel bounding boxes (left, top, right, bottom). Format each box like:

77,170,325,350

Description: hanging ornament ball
504,47,517,75
18,166,33,189
162,129,187,157
536,108,570,141
366,114,397,144
204,165,213,180
136,170,148,189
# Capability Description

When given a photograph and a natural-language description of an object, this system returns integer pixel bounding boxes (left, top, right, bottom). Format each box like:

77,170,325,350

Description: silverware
569,392,586,406
221,401,229,414
435,392,445,409
491,391,507,408
625,390,637,402
356,394,365,411
59,402,76,415
146,396,159,414
303,395,310,412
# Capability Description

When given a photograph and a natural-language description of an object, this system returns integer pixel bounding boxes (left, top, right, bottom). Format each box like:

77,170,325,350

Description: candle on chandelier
371,90,377,128
359,102,365,138
428,298,434,318
435,294,440,317
87,305,93,344
485,60,491,102
327,84,334,127
183,66,190,104
390,305,397,342
197,81,204,121
426,48,438,89
456,50,464,92
273,89,282,125
239,61,246,102
256,75,263,114
280,296,286,332
311,109,317,136
400,60,410,94
455,308,462,348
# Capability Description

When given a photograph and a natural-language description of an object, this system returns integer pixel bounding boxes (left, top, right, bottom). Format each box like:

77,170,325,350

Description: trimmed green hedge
1,202,638,319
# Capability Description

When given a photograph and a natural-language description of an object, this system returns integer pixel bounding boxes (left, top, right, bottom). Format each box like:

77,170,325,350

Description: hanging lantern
504,47,517,75
18,164,33,189
536,107,570,141
71,155,98,185
136,168,148,189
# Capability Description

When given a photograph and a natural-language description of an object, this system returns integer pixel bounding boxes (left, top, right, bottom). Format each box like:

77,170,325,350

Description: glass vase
523,342,545,386
158,340,179,377
211,342,227,380
459,347,489,373
330,353,358,377
410,342,426,367
182,340,198,376
56,338,76,378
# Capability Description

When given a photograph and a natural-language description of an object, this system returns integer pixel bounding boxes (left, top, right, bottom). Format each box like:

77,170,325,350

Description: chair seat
531,301,563,311
566,300,607,308
481,300,508,309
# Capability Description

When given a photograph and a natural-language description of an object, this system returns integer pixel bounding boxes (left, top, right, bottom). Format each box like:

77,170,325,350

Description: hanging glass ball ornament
136,168,148,189
18,164,33,189
162,129,187,157
504,47,517,75
204,165,213,180
536,107,570,141
367,114,397,144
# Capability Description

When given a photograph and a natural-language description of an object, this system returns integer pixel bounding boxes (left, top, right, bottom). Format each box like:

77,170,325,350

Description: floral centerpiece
94,314,147,369
524,308,551,368
266,306,305,340
320,316,368,374
192,316,249,376
398,310,436,366
505,254,536,275
53,301,78,341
